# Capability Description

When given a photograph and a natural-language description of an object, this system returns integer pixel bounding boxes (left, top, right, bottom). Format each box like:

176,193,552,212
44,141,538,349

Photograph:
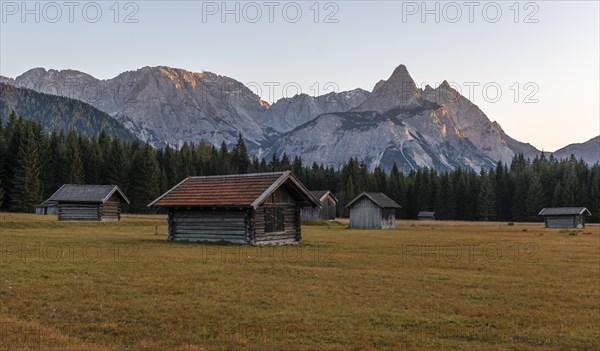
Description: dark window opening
265,207,284,233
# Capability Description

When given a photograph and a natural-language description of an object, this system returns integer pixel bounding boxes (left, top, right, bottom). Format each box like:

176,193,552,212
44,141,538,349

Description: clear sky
1,1,598,151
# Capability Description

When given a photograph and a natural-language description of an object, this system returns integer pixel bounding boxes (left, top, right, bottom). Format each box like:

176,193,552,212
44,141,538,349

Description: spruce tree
231,133,249,173
526,173,545,221
10,126,42,212
589,165,600,222
477,170,496,221
66,131,84,184
128,144,160,213
562,167,579,206
552,181,564,207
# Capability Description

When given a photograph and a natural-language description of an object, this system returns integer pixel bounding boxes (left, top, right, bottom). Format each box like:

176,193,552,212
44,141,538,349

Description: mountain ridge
0,83,138,141
0,64,566,171
552,136,600,165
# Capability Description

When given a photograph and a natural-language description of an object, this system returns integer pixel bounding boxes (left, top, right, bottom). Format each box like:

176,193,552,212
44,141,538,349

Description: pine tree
434,172,453,220
10,126,42,212
128,144,160,213
105,139,128,190
552,181,564,207
50,131,69,191
526,173,545,221
163,145,179,187
589,165,600,222
280,153,291,170
391,164,409,219
0,122,6,209
231,133,249,174
511,169,530,221
562,167,579,206
477,170,496,221
66,131,84,184
291,156,303,177
217,141,231,174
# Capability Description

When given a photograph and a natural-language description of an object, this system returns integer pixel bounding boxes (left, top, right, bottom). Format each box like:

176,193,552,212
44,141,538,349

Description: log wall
168,209,249,244
545,215,585,228
99,200,121,221
58,203,100,221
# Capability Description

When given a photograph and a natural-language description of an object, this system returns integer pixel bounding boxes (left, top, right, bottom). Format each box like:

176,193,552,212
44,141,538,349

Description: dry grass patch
0,214,598,350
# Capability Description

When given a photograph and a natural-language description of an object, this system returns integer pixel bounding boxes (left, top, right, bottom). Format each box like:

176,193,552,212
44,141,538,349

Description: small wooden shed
301,191,338,221
148,171,320,245
42,184,130,221
35,200,59,215
346,192,401,229
538,207,591,228
418,211,436,220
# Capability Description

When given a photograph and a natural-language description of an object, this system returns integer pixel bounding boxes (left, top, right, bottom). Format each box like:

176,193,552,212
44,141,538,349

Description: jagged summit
1,63,542,171
355,64,420,113
438,80,451,89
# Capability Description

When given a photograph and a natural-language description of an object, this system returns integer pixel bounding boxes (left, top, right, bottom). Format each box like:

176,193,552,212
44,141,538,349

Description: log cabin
346,192,401,229
148,171,321,245
301,191,338,221
538,207,591,228
40,184,130,221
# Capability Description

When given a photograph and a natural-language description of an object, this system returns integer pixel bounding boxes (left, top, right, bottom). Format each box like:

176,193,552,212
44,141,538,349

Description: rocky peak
372,79,386,93
355,64,420,113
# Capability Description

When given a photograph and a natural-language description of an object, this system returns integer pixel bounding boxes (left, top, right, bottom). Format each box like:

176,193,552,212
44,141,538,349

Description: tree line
1,111,598,222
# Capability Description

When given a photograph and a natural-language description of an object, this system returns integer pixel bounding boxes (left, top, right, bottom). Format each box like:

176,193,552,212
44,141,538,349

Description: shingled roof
345,192,401,209
148,171,320,209
46,185,130,204
538,207,591,216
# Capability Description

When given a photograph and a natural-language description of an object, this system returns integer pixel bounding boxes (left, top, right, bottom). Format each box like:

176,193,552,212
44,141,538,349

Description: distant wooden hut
418,211,436,220
40,184,130,221
346,192,401,229
148,171,320,245
35,200,59,215
301,190,338,221
538,207,591,228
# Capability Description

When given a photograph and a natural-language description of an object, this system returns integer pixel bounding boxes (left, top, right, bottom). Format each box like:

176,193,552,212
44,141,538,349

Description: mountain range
1,65,597,171
0,83,137,141
553,136,600,165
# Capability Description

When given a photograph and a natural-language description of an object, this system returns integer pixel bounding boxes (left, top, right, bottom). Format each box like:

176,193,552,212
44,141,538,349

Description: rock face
267,64,538,171
268,103,497,173
5,66,269,147
2,64,546,172
424,82,539,164
553,136,600,165
354,64,421,113
254,89,370,133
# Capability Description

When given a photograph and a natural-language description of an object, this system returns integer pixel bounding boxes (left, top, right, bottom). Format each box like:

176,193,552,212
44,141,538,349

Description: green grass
0,213,598,350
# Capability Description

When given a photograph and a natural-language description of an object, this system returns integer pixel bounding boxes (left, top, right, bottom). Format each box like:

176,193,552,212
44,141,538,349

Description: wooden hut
42,184,130,221
538,207,591,228
418,211,436,220
35,200,59,215
148,171,320,245
346,192,401,229
301,191,338,221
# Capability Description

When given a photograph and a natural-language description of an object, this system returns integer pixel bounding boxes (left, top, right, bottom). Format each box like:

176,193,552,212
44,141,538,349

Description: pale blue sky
1,1,598,151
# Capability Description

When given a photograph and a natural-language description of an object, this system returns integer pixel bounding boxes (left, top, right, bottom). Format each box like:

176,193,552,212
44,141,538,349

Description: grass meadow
0,213,598,350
